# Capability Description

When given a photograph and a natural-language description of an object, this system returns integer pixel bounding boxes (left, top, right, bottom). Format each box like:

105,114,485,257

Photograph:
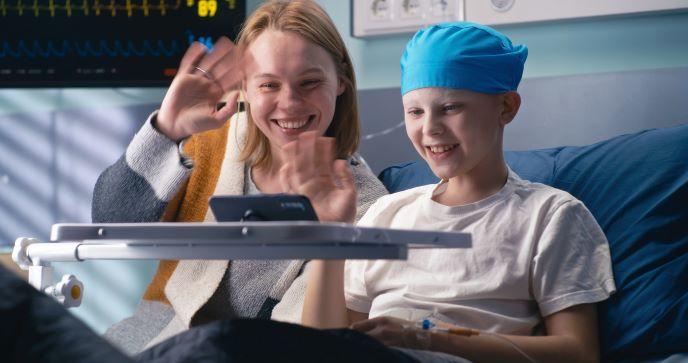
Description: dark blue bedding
0,265,132,363
0,265,417,363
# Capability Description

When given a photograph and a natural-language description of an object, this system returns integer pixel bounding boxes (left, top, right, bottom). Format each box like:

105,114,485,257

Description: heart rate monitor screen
0,0,245,87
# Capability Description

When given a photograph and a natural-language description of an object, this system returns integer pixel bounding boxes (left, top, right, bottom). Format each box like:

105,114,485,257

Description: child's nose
423,117,444,136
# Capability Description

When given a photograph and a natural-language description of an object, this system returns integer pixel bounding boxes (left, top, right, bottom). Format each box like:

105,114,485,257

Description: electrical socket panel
353,0,688,38
352,0,464,37
467,0,688,26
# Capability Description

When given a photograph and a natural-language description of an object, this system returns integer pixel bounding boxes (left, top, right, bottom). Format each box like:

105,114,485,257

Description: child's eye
443,104,462,112
407,109,424,117
260,82,278,89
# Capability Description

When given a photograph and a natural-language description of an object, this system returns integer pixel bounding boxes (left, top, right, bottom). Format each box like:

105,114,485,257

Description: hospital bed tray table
12,222,471,308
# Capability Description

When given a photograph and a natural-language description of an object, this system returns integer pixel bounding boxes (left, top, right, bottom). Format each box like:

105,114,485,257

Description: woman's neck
434,154,509,207
250,145,288,194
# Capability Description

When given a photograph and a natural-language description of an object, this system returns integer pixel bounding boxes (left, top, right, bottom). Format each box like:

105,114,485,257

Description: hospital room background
1,0,687,334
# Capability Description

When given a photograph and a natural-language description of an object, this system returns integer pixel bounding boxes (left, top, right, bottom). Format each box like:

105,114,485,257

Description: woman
92,0,387,354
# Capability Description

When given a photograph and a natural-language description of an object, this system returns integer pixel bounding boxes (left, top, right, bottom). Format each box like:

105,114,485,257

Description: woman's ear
337,76,346,96
499,91,521,126
240,81,250,104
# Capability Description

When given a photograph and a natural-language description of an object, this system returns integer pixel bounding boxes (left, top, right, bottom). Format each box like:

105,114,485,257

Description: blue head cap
400,22,528,95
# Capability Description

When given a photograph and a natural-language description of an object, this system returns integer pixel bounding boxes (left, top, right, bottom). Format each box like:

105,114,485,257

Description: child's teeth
430,145,455,153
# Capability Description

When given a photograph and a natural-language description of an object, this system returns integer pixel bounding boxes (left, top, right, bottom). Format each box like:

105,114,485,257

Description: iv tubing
421,319,537,363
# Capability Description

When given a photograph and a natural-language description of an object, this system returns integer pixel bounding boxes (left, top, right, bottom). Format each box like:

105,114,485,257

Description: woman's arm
92,114,192,223
353,304,599,363
94,38,242,223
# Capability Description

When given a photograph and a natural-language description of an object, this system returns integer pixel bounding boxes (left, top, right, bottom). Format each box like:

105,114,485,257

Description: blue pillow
379,147,561,189
378,124,688,361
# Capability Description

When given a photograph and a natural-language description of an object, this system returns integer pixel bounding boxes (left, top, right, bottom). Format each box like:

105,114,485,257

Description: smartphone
209,194,319,222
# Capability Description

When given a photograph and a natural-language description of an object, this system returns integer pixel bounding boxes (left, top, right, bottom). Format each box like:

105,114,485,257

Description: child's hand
279,131,357,224
350,316,431,350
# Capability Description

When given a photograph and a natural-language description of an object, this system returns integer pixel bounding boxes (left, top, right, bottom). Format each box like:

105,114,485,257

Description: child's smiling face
403,87,513,180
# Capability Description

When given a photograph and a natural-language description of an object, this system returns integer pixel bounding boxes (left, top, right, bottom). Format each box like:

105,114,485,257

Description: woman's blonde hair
236,0,360,168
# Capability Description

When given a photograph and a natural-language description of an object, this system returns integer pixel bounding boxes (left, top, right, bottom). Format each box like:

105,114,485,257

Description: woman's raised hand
279,131,357,224
156,37,244,142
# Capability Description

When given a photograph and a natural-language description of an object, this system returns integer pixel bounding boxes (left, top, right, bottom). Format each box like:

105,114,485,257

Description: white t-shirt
345,170,616,335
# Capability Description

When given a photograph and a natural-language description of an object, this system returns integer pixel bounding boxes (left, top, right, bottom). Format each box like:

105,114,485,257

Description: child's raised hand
156,37,245,142
279,131,357,224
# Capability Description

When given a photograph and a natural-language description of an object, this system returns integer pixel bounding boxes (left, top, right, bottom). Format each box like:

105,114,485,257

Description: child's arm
278,131,364,328
352,304,599,363
301,260,348,328
434,303,599,363
301,260,368,328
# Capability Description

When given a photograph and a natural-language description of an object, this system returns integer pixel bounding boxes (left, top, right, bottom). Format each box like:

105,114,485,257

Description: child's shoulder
508,172,583,212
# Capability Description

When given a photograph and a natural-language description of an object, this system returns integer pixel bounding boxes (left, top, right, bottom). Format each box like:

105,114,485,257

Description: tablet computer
209,194,319,222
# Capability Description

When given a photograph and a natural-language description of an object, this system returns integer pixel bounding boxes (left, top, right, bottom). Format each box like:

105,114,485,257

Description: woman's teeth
276,119,309,129
429,144,457,153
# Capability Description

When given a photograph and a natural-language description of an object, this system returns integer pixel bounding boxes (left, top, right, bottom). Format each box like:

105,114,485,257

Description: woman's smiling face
244,30,345,149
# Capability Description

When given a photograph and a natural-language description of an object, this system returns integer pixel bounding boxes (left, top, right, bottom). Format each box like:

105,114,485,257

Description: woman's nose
277,85,304,111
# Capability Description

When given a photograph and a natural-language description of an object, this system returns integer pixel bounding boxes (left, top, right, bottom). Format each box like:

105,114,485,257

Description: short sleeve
344,199,387,313
532,200,616,316
355,197,384,228
344,260,373,313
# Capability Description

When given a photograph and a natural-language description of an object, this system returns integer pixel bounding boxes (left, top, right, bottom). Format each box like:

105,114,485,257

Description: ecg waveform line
0,0,184,17
0,39,183,58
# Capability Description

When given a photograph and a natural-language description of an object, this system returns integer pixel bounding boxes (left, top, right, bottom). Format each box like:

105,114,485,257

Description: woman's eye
302,79,321,88
260,82,278,89
407,109,423,116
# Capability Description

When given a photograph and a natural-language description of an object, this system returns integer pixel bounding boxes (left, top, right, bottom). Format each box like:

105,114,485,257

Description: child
280,22,615,363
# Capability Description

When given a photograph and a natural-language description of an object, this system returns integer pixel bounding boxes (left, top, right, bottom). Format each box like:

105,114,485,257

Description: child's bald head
400,22,528,96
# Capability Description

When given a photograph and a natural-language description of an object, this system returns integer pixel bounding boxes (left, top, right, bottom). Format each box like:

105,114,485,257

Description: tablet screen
209,194,319,222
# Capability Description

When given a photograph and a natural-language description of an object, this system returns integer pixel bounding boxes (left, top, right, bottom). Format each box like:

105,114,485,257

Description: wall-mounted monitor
0,0,245,87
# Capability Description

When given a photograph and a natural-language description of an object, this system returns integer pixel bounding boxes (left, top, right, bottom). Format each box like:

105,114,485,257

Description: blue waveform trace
0,38,185,59
186,30,214,50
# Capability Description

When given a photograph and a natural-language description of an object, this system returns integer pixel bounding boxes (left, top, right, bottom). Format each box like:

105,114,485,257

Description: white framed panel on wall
352,0,465,37
464,0,688,26
352,0,688,37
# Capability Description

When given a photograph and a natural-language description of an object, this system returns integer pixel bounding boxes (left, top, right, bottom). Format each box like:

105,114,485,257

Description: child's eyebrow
403,102,422,108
